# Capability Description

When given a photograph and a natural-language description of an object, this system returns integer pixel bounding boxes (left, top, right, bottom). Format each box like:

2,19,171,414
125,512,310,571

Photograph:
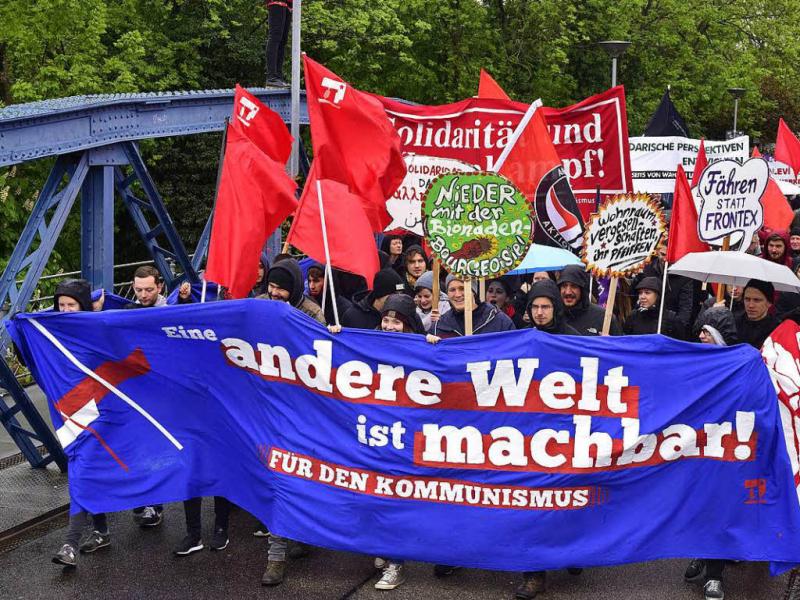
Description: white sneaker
374,557,387,569
375,563,406,590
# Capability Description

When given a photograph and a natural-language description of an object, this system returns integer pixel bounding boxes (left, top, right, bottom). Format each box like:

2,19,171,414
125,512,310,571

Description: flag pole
657,261,668,333
316,179,340,327
201,117,230,267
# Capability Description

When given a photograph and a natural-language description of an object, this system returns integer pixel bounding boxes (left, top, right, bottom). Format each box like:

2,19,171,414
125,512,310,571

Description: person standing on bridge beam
265,0,292,88
124,265,191,528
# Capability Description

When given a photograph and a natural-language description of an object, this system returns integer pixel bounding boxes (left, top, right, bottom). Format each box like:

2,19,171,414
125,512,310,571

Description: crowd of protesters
42,221,800,600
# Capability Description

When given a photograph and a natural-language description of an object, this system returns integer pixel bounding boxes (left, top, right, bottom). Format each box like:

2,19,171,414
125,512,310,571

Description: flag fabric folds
753,147,794,231
776,118,800,178
643,89,690,137
205,86,298,299
498,104,585,253
477,69,511,100
667,165,709,264
287,149,379,288
302,55,406,232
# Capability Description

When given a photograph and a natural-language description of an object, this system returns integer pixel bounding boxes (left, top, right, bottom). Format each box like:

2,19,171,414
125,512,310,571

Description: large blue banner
7,300,800,573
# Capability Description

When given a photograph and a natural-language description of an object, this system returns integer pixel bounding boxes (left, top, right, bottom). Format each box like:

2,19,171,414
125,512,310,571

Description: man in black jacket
341,269,405,330
558,265,621,335
735,279,780,349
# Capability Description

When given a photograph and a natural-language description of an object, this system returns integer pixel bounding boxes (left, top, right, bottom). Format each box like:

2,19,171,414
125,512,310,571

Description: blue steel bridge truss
0,89,309,470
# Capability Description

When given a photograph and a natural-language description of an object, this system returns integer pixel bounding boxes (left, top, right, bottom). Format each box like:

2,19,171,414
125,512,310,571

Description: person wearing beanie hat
632,246,695,330
522,279,578,335
378,293,426,335
735,279,779,348
413,270,450,332
341,268,406,330
431,274,515,338
623,276,685,339
259,258,325,324
306,262,353,326
558,265,621,336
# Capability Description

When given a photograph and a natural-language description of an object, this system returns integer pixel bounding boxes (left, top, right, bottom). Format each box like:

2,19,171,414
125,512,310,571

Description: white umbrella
670,251,800,292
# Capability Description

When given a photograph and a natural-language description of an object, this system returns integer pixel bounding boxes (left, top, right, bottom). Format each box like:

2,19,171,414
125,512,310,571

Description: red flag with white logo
303,55,406,231
206,87,298,298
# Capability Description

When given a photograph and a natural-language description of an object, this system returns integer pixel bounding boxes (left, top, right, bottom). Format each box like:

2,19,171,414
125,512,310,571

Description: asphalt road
0,503,790,600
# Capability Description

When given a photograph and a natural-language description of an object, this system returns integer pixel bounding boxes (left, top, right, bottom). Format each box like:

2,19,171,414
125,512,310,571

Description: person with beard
515,278,580,599
623,277,685,339
759,229,792,267
525,279,579,335
413,271,450,332
342,269,406,330
431,274,515,338
790,228,800,267
306,262,353,325
632,246,695,329
684,306,738,600
401,245,428,295
257,258,325,325
558,265,621,335
735,279,780,349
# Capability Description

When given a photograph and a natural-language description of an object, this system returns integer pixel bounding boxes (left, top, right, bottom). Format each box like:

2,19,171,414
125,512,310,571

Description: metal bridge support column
81,165,115,291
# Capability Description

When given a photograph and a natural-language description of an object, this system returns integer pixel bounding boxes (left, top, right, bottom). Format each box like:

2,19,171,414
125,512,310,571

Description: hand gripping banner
8,301,800,573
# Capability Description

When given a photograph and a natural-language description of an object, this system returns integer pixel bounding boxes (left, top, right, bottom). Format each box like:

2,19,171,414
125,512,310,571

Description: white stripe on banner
29,318,184,451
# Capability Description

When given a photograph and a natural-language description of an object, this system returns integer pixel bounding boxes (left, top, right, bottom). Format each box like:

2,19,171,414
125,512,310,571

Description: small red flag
205,124,298,298
776,118,800,178
667,164,710,264
753,147,794,231
303,55,406,231
287,150,380,288
498,104,584,253
478,69,511,100
690,139,708,188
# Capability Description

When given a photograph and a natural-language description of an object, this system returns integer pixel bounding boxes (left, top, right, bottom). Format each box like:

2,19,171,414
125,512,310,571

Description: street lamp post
598,40,631,87
728,87,746,138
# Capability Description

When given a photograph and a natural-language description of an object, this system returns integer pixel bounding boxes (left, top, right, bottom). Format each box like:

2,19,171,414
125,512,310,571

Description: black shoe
139,506,163,528
253,526,270,538
265,77,290,89
704,578,724,600
173,536,203,556
288,541,310,559
433,564,461,577
52,544,77,567
567,567,583,575
210,528,229,551
685,559,706,582
79,530,110,554
261,560,286,586
515,572,546,599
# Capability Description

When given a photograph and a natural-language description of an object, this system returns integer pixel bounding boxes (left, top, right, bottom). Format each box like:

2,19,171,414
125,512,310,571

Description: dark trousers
706,559,725,579
66,511,107,548
266,5,290,80
183,496,231,539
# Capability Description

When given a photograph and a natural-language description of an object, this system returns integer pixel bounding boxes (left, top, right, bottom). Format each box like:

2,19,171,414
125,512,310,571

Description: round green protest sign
422,172,533,277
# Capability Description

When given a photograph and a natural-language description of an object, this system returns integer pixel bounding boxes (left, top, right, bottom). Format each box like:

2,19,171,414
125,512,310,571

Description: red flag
478,69,511,100
287,151,379,287
690,139,708,188
753,147,794,231
667,165,709,264
303,55,406,231
776,118,800,177
498,104,584,253
205,124,298,298
232,84,292,163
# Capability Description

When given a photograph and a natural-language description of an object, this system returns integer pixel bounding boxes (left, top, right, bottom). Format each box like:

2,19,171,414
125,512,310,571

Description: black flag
644,89,690,137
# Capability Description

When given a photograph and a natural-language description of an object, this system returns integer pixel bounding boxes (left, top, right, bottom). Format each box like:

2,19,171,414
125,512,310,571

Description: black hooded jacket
558,265,621,336
624,276,685,339
632,259,695,328
342,291,382,330
307,262,353,325
260,258,326,324
693,307,739,345
54,279,93,312
525,280,580,335
735,312,780,349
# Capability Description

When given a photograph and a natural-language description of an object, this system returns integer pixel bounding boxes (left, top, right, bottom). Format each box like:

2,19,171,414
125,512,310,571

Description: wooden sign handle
601,277,618,336
464,276,474,336
431,262,441,322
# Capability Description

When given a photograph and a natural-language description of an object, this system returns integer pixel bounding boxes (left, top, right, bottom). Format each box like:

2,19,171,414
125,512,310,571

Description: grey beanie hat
415,270,435,291
445,273,479,296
